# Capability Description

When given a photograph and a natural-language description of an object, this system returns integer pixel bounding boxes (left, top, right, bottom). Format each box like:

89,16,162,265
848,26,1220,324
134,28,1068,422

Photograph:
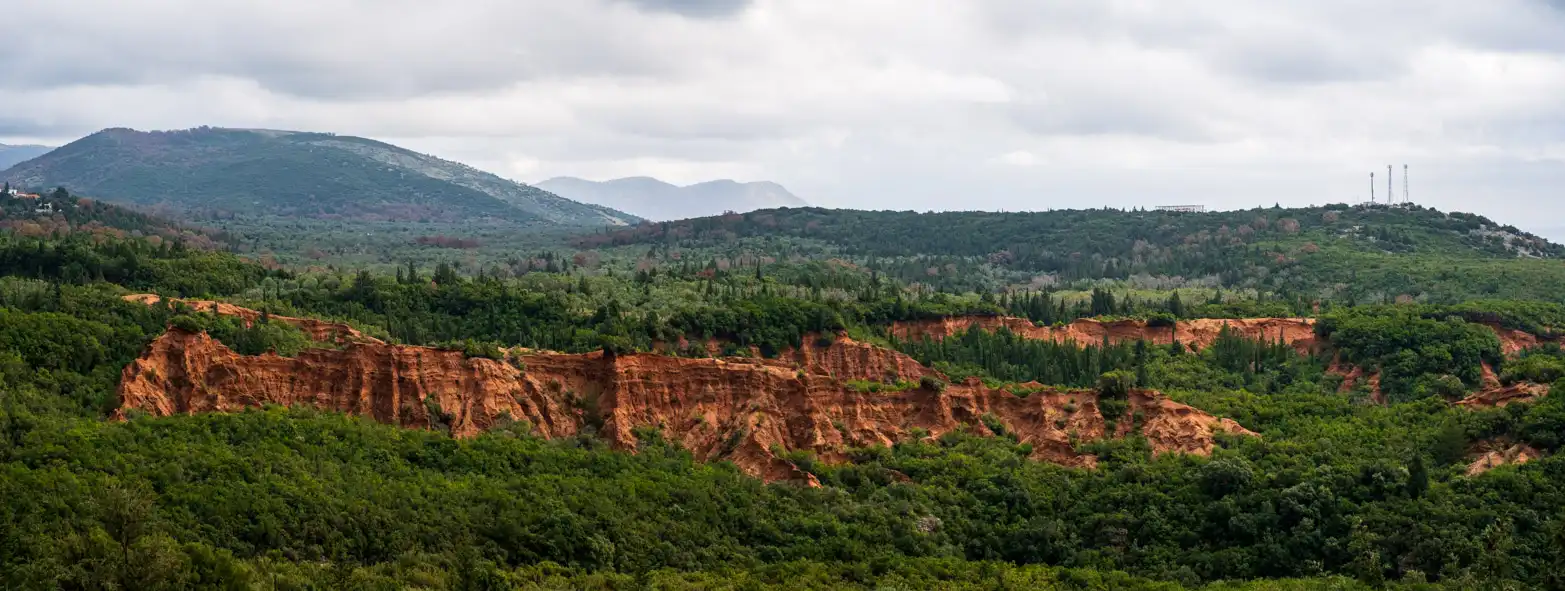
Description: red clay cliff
117,324,1255,481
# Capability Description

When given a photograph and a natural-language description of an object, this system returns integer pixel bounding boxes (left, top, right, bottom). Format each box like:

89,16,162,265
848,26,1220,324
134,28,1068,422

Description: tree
97,482,156,585
1406,455,1429,498
1167,291,1185,318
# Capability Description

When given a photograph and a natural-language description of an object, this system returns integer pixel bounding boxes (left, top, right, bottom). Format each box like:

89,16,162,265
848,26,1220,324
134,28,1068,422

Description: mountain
535,175,807,221
1,127,638,226
0,143,53,170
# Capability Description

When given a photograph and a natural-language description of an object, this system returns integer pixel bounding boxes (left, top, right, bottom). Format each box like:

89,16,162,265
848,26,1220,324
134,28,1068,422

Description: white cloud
994,151,1039,167
1,0,1564,229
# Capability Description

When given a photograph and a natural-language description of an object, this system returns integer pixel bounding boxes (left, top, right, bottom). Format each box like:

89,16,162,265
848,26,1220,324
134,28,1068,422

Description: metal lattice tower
1387,165,1393,205
1370,172,1375,203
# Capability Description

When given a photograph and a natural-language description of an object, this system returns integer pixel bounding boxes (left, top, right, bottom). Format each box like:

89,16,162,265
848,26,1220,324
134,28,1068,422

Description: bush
170,314,205,333
1146,312,1176,328
1099,397,1129,424
920,375,947,393
1097,370,1136,398
1501,352,1565,385
436,339,505,360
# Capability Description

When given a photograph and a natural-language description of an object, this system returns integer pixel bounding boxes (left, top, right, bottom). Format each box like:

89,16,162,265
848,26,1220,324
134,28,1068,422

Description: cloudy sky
4,0,1564,232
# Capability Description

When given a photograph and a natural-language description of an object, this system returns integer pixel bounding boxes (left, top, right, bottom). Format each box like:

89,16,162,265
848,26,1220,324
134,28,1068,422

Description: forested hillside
581,205,1564,303
3,200,1565,588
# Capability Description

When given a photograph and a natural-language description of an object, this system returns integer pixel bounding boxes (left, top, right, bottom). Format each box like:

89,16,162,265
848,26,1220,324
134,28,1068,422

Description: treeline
894,325,1322,395
0,233,278,297
266,267,999,356
580,205,1565,303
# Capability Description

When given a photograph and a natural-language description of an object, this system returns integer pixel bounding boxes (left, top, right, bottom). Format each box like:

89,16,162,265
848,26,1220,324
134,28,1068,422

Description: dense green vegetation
5,202,1565,588
583,205,1565,303
896,326,1322,396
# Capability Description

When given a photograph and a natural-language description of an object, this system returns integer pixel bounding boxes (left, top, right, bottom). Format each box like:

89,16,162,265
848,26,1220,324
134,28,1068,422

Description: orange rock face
1482,322,1549,356
1466,443,1543,476
893,316,1319,352
117,327,1256,481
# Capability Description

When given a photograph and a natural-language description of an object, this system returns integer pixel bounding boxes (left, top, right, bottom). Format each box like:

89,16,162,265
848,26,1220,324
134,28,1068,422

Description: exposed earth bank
116,298,1257,482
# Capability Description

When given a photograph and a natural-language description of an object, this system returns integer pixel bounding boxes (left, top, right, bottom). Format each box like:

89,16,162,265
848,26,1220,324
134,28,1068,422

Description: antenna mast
1387,165,1392,206
1403,164,1409,204
1370,172,1375,204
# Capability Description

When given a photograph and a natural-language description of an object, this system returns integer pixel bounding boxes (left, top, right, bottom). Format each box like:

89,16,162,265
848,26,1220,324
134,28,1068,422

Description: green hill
581,205,1565,303
1,127,639,226
0,186,237,251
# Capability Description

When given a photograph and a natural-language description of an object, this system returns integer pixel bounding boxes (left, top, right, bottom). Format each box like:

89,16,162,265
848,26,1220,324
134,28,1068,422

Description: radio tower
1403,164,1409,204
1387,165,1393,205
1370,172,1375,204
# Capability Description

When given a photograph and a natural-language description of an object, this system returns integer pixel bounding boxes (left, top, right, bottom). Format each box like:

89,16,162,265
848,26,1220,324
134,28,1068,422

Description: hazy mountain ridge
0,143,53,171
1,128,638,226
537,175,807,221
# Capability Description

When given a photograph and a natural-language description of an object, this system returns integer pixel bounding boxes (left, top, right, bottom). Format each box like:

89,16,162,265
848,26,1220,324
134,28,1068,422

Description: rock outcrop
1455,382,1550,409
1467,443,1543,476
893,316,1319,352
117,327,1255,481
1483,323,1547,356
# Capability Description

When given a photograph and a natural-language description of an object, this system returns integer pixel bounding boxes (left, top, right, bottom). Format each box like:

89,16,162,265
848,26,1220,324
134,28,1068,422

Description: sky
3,0,1564,234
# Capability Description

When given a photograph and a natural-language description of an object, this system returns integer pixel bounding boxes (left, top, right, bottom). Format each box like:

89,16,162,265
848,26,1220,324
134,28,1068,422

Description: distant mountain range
0,143,53,171
1,128,638,226
536,176,807,221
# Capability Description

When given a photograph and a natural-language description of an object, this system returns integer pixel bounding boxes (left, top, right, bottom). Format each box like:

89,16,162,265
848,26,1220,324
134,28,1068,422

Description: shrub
1145,312,1176,328
1099,397,1129,423
170,314,205,333
1097,370,1136,398
920,375,947,393
1501,352,1565,385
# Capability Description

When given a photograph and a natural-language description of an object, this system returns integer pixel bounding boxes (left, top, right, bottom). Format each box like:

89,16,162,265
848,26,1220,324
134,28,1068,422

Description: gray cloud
1,0,1562,233
614,0,754,17
0,1,711,99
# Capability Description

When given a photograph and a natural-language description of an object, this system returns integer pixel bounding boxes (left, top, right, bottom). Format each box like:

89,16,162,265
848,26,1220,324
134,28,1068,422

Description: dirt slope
893,316,1319,352
1467,443,1543,476
1482,322,1549,356
117,327,1254,481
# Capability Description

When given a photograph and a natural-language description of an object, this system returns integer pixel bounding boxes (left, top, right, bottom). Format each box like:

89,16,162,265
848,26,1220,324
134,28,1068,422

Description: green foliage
898,326,1324,396
1097,370,1136,398
844,379,916,394
1501,346,1565,385
169,311,322,357
7,207,1565,589
1318,308,1501,401
435,338,506,360
584,204,1565,302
